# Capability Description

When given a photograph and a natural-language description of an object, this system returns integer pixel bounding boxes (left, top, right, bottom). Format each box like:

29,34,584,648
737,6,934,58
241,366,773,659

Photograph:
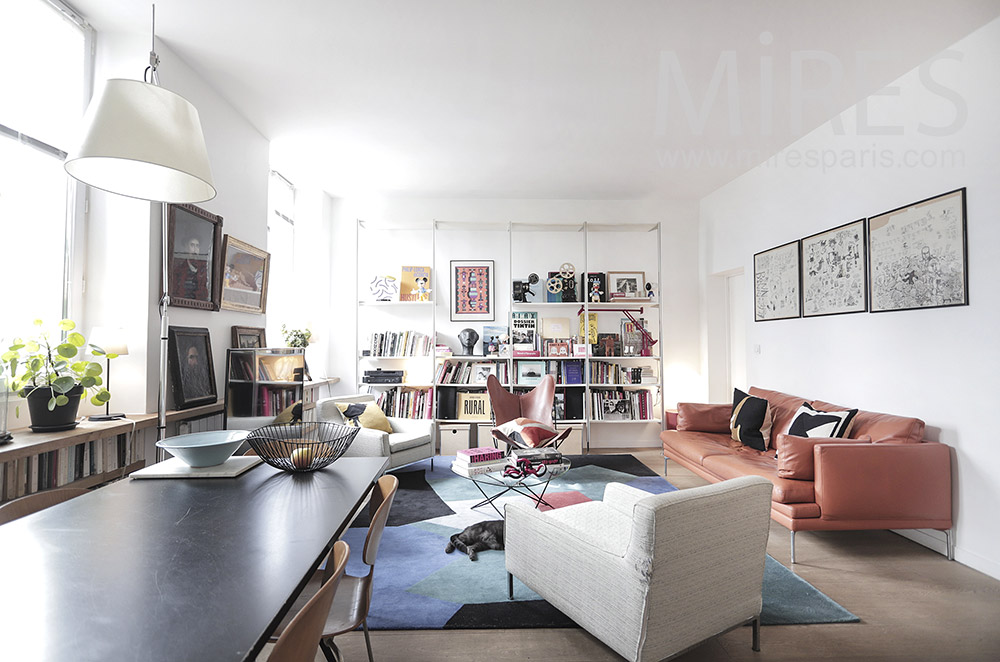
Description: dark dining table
0,455,388,661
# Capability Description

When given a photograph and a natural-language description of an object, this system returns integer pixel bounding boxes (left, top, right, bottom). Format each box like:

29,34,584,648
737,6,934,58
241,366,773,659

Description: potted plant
2,319,117,432
280,324,313,381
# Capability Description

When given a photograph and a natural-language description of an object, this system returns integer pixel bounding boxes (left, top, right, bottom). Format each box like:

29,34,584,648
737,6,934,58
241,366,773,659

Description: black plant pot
22,385,84,432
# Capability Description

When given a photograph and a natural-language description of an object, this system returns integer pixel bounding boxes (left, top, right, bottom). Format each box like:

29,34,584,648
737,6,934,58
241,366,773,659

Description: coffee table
453,457,572,518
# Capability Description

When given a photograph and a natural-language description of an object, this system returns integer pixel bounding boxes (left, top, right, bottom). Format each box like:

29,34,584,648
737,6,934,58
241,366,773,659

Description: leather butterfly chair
486,374,571,451
271,474,399,662
267,540,349,662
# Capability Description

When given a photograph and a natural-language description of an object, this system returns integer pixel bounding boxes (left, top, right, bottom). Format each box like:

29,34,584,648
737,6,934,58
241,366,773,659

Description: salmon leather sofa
660,387,953,562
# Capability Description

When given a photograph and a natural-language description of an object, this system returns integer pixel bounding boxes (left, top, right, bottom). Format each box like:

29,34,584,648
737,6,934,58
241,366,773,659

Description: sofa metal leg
430,456,434,470
945,529,954,561
507,572,514,600
751,616,760,652
663,456,668,476
790,530,796,564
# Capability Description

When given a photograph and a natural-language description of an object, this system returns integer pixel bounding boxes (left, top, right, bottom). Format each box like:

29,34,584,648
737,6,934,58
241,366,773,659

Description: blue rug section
762,556,860,624
359,455,857,629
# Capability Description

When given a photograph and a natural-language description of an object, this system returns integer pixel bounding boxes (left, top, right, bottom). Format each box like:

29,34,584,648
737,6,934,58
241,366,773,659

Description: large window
266,170,296,343
0,0,89,341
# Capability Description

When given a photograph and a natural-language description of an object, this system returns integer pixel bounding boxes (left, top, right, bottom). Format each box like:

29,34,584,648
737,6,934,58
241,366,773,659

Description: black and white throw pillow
787,402,857,438
731,388,772,452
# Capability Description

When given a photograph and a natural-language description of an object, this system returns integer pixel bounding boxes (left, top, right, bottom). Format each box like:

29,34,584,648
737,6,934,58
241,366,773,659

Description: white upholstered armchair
505,476,773,662
316,394,434,470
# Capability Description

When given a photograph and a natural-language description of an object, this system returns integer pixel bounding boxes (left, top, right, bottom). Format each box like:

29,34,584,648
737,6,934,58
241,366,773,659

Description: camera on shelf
512,273,539,303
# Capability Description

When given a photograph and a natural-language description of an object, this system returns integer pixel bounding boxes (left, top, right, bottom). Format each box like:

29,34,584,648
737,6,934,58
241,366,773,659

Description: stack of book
451,446,508,476
509,447,563,465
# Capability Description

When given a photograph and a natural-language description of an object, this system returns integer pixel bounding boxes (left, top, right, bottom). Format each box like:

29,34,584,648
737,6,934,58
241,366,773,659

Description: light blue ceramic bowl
155,430,249,468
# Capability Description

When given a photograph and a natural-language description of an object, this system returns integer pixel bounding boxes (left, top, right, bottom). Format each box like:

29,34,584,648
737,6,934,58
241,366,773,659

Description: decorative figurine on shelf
645,282,656,299
458,328,480,356
369,275,399,301
486,335,499,356
590,279,604,302
415,276,431,302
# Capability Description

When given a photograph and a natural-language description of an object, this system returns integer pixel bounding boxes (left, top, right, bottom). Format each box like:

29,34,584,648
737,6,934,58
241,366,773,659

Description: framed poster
231,326,266,349
166,203,223,311
754,241,801,321
607,271,645,300
168,326,217,409
220,236,271,314
868,188,968,313
801,219,868,317
450,260,494,321
516,360,545,386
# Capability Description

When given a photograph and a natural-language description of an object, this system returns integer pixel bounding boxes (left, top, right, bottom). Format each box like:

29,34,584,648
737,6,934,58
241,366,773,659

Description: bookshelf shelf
224,348,305,426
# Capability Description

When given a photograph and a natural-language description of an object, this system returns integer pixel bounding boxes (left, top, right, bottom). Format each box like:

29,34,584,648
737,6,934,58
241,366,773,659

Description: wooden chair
267,540,349,662
486,374,571,450
270,474,399,662
0,487,90,526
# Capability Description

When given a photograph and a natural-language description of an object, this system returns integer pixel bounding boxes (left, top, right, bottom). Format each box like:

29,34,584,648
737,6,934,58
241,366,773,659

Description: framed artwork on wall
168,326,217,409
166,203,223,310
220,236,271,314
801,219,868,317
607,271,645,300
231,326,266,349
754,240,801,321
450,260,494,321
868,188,968,313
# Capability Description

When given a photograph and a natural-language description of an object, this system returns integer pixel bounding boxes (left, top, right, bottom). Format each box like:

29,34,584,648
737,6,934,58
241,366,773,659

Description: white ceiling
69,0,1000,199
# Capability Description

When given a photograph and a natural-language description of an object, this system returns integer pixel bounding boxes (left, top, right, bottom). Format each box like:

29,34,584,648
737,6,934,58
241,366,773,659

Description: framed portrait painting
231,326,266,349
166,203,223,310
754,240,801,321
450,260,494,321
801,219,868,317
168,326,217,409
220,236,271,314
868,188,968,313
607,271,645,300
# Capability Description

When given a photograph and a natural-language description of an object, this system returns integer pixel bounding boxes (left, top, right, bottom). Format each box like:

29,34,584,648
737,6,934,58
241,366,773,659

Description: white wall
700,18,1000,578
323,196,704,447
82,32,269,415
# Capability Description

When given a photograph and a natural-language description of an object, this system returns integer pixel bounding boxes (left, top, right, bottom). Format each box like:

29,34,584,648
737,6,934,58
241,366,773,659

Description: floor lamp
64,5,216,441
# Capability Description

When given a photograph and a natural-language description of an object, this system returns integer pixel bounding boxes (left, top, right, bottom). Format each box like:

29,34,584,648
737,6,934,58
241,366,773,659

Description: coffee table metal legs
469,480,555,518
507,572,514,600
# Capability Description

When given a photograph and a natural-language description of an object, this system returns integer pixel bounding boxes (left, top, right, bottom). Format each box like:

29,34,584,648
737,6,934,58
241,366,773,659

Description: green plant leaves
51,376,76,393
67,332,85,347
57,319,75,331
57,343,79,358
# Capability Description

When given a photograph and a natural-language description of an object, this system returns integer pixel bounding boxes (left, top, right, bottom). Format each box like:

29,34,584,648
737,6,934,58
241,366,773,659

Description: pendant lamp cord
144,4,160,86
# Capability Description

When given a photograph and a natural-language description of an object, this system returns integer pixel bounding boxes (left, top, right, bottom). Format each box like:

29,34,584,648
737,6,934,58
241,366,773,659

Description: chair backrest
486,374,555,426
268,540,349,662
315,394,378,425
0,488,90,526
363,474,399,566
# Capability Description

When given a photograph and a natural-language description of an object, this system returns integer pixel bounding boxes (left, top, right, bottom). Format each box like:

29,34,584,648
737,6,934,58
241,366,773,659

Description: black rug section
350,468,454,528
445,599,578,629
562,453,658,477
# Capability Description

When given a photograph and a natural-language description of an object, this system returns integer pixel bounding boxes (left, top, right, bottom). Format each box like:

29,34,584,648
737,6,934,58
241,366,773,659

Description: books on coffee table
455,446,504,466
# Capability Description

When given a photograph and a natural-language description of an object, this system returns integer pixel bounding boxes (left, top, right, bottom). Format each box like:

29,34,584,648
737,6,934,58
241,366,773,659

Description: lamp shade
64,78,216,203
89,327,129,357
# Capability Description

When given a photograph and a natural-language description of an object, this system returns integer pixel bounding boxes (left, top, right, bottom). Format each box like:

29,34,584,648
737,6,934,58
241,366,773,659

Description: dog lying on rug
444,520,505,560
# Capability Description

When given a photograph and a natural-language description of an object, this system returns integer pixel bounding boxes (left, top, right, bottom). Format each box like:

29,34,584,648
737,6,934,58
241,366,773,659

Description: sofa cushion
702,452,815,504
387,431,432,453
662,430,741,465
770,500,821,520
336,401,393,433
787,402,858,439
812,400,925,443
731,389,772,451
676,402,732,433
776,433,872,480
749,387,810,443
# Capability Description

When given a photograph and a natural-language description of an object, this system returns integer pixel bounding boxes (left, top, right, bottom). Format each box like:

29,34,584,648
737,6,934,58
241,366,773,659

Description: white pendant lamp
64,78,216,203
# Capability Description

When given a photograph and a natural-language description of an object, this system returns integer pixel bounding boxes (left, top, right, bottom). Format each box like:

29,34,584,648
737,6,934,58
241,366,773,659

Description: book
451,460,508,476
512,311,539,356
399,265,432,301
456,447,504,464
562,360,584,384
481,325,508,357
457,392,492,420
541,317,571,339
517,360,545,386
511,447,562,463
578,312,597,344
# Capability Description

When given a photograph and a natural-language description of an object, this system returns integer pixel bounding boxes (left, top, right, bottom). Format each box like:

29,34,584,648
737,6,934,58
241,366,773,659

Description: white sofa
505,476,773,662
316,394,434,470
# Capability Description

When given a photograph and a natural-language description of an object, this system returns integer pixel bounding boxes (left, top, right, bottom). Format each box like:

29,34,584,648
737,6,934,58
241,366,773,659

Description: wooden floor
261,448,1000,662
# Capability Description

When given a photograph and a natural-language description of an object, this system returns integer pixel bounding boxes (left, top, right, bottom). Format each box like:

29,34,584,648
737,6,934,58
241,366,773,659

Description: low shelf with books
224,348,305,427
435,359,509,385
374,385,434,420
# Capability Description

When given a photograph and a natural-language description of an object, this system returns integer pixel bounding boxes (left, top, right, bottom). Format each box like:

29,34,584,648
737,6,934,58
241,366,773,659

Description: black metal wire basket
246,422,359,472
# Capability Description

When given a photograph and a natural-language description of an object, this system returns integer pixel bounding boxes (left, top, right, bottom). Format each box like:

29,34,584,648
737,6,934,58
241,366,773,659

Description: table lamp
88,327,129,421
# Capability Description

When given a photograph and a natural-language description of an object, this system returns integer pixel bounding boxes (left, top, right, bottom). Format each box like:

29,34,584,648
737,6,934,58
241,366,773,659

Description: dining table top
0,455,389,662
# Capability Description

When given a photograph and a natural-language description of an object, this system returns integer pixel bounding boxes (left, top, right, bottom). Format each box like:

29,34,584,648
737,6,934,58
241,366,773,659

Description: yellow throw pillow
273,401,302,424
336,401,393,434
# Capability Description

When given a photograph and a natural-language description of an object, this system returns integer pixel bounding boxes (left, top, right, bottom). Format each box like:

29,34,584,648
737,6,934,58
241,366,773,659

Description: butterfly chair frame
486,374,571,451
268,540,349,662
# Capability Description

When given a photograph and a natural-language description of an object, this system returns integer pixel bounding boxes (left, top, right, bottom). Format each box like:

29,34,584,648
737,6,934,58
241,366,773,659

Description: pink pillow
776,433,872,480
495,417,558,448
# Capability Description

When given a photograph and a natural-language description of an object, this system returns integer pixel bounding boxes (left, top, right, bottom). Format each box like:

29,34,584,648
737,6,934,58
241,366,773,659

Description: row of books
589,363,654,385
1,433,132,500
369,330,432,357
375,386,434,419
591,389,654,421
256,385,300,417
435,360,509,385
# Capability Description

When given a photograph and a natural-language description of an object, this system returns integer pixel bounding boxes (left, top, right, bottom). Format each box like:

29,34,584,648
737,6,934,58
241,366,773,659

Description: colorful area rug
341,454,858,629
